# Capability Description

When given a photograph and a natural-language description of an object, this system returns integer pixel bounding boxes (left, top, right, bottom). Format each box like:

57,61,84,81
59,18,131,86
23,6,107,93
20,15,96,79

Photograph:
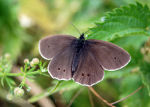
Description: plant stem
88,89,94,107
88,87,115,107
0,71,42,77
0,73,23,77
111,85,143,105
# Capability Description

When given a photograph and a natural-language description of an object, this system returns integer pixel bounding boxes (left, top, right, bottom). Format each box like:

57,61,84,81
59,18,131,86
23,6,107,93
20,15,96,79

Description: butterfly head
79,33,85,41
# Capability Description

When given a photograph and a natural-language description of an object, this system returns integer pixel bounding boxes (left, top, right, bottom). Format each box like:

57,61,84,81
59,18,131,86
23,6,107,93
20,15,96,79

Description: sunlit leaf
88,2,150,41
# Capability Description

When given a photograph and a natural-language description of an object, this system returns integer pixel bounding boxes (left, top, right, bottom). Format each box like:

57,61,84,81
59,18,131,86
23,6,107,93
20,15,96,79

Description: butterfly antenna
84,29,90,34
71,23,81,35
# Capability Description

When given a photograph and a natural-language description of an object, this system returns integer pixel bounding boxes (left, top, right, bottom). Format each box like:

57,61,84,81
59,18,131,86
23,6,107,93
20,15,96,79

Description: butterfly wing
87,39,131,71
48,46,74,80
73,46,104,86
39,35,76,60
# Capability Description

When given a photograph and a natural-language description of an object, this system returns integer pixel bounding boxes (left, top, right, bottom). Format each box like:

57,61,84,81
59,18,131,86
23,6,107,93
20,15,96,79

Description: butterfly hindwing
48,46,74,80
39,35,76,60
73,46,104,86
87,39,131,71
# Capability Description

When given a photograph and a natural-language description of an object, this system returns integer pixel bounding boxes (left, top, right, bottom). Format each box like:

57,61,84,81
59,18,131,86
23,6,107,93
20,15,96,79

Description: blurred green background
0,0,150,107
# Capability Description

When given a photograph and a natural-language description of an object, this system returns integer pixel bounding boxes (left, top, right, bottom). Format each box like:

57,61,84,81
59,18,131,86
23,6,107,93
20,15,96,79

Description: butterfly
39,33,131,86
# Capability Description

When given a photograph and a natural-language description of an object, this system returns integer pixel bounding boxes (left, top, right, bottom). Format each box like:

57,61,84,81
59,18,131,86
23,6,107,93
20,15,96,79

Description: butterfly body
71,33,86,76
39,34,131,86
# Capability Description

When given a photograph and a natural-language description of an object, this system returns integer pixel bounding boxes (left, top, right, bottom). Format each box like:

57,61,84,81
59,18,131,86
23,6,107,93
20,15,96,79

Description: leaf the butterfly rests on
88,3,150,41
39,34,131,86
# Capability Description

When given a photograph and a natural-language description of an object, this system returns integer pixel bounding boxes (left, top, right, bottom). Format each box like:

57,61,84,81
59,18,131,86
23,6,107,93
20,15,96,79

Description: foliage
0,54,48,96
87,2,150,41
0,0,29,60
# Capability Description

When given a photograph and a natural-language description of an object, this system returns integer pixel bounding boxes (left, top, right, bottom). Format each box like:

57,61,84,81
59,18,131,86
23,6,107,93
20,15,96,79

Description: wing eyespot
87,74,90,77
58,68,60,70
63,69,66,72
82,73,84,76
114,57,117,59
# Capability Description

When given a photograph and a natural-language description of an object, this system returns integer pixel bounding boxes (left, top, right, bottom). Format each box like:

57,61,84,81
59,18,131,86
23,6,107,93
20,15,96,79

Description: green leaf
69,88,91,107
28,80,81,103
140,61,150,95
1,76,5,87
88,2,150,41
119,74,150,107
105,66,133,79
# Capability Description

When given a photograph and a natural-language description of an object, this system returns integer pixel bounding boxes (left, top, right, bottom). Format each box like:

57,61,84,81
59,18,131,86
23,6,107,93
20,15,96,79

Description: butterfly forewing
48,46,74,80
73,46,104,86
39,35,76,60
87,39,131,71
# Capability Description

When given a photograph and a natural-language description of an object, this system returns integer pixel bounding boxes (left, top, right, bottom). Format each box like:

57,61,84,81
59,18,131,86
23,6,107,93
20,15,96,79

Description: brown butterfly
39,34,131,86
